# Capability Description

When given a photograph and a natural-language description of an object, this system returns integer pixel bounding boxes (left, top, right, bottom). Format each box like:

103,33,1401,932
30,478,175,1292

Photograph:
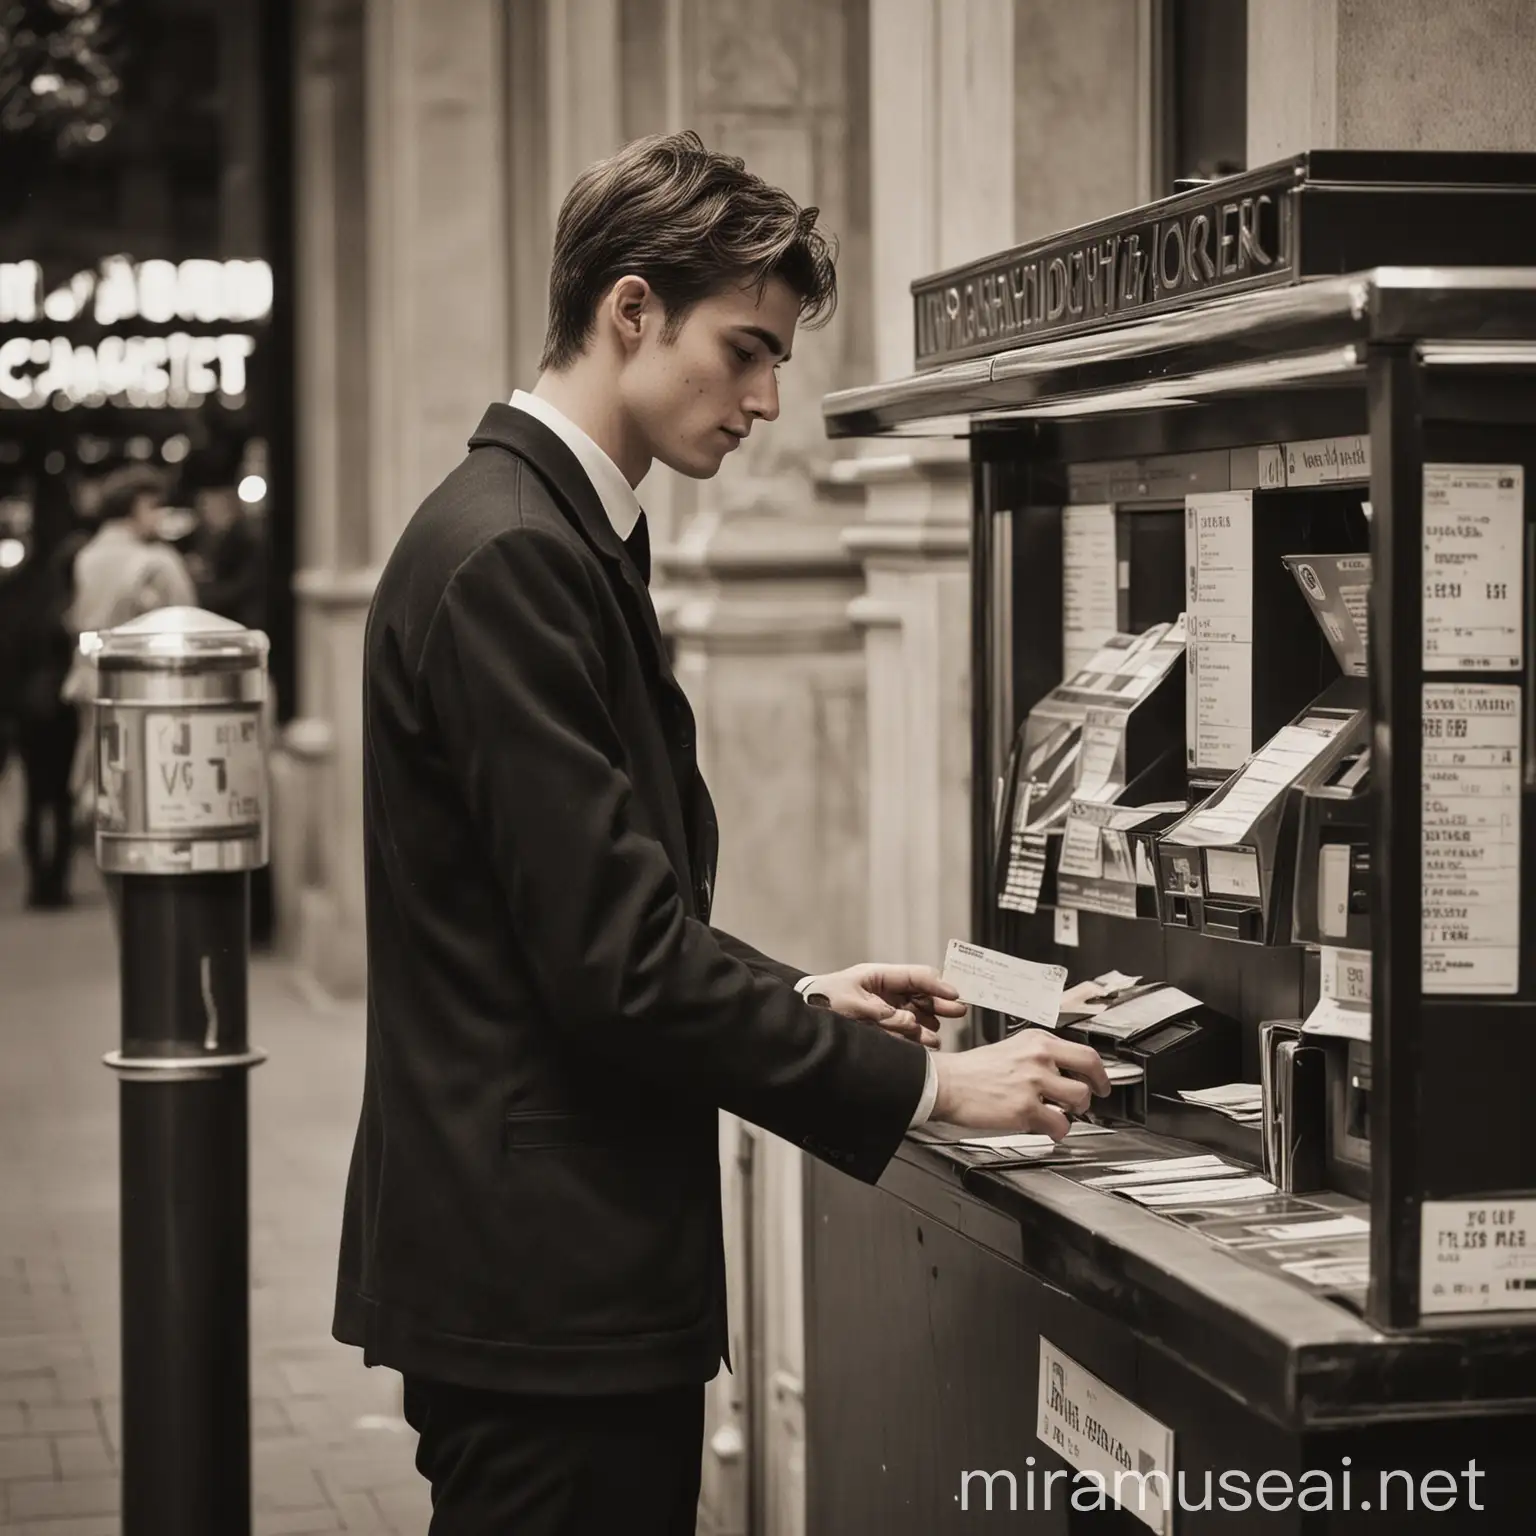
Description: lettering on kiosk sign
0,257,270,411
912,175,1293,367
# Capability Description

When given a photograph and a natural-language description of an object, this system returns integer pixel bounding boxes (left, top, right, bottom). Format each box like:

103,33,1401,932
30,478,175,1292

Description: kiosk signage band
912,171,1294,369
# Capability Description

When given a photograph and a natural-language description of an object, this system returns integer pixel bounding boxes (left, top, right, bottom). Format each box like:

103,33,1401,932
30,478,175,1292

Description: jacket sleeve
421,526,926,1182
710,927,806,990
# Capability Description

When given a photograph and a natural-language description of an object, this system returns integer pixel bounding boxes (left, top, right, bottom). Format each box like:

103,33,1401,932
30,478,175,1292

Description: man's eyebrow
737,324,790,363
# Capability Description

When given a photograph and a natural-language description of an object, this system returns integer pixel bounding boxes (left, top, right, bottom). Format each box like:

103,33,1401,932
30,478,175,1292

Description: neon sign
0,258,272,326
0,258,271,410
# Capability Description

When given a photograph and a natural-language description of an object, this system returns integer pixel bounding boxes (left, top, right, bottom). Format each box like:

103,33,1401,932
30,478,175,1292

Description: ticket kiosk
809,152,1536,1533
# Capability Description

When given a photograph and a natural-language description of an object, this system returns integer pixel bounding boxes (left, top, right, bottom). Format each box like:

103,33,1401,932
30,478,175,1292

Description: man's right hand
932,1029,1112,1141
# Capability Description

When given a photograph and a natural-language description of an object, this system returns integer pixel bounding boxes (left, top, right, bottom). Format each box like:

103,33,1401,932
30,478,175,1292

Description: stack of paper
1123,1176,1278,1207
1177,1083,1264,1123
1089,986,1202,1039
956,1124,1116,1153
1082,1154,1236,1189
1079,1153,1278,1208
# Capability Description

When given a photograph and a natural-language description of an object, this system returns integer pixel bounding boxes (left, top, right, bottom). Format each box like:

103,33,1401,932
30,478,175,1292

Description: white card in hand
941,940,1067,1027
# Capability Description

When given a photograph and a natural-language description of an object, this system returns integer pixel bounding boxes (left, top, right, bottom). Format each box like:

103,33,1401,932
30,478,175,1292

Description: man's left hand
799,964,966,1048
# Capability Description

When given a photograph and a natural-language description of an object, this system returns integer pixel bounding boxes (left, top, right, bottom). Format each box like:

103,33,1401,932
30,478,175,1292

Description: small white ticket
941,940,1068,1027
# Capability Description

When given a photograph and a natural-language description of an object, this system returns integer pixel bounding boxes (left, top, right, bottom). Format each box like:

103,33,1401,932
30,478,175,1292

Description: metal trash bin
83,605,269,1536
86,605,269,876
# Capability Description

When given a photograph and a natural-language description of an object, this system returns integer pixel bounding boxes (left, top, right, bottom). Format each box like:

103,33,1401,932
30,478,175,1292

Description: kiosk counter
810,151,1536,1534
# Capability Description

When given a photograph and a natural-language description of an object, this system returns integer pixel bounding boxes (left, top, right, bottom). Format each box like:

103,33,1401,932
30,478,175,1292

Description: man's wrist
929,1051,959,1124
908,1050,940,1129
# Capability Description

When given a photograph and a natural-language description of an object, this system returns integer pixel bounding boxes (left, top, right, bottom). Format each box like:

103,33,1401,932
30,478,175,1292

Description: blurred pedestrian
60,465,197,914
187,485,265,630
9,538,81,907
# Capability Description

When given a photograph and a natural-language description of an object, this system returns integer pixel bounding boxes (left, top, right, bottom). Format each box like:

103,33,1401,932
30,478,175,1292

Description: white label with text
1038,1339,1174,1535
1421,685,1522,994
1284,435,1371,486
1421,1199,1536,1315
1422,464,1523,671
1185,491,1253,770
1063,504,1119,677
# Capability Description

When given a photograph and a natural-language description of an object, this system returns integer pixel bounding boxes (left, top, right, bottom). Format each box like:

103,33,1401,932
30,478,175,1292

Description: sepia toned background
4,2,1536,1532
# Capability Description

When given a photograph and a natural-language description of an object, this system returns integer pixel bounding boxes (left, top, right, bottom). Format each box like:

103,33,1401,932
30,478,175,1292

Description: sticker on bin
144,710,265,834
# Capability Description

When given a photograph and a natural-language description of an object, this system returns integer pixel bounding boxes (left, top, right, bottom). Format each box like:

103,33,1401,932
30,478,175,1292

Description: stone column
280,0,510,997
1248,0,1536,163
276,0,373,996
365,0,511,556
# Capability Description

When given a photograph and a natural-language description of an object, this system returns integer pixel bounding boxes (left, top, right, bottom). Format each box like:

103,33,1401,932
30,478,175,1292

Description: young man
334,131,1109,1535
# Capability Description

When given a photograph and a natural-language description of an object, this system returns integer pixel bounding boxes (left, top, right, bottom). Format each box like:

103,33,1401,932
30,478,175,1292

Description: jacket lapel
466,404,717,914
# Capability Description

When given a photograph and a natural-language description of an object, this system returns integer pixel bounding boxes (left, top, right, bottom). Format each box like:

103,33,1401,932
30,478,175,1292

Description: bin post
85,606,270,1536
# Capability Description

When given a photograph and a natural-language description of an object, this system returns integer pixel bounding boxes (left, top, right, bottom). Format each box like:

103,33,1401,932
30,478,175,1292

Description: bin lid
82,605,270,665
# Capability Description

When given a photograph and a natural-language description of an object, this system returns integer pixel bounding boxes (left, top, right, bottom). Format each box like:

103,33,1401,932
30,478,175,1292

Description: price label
1322,947,1371,1005
1284,435,1370,486
1038,1340,1173,1534
1421,464,1523,671
1421,685,1521,994
1421,1199,1536,1314
1062,504,1118,677
1185,491,1253,771
144,710,265,833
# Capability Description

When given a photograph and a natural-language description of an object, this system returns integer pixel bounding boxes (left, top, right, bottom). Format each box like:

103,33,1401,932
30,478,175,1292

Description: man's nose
745,372,780,424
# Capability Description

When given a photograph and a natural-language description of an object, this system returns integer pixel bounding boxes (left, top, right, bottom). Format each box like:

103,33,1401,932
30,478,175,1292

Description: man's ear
606,275,652,355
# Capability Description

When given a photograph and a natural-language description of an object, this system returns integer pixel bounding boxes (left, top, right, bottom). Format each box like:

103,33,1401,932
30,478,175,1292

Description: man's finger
1043,1039,1112,1095
1030,1103,1072,1142
877,1008,925,1042
870,963,960,1002
921,996,968,1018
1038,1073,1092,1115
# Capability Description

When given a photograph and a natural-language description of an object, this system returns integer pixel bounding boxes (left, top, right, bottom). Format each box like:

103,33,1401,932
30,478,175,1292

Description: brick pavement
0,856,432,1535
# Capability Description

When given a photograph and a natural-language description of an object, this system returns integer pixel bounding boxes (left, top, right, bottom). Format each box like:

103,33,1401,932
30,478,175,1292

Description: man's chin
657,447,728,481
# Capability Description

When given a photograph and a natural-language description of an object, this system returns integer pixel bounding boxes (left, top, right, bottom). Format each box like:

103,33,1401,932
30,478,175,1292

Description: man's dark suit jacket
334,404,928,1397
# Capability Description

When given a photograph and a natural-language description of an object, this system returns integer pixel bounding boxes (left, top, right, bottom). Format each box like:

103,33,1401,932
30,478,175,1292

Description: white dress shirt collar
509,389,642,543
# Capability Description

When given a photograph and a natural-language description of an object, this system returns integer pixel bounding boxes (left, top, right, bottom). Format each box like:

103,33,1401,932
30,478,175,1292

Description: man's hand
800,963,966,1049
932,1028,1112,1141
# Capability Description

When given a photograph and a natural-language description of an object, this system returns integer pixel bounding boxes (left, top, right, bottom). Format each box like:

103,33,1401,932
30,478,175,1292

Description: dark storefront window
1,0,293,935
1,0,292,693
1162,0,1247,193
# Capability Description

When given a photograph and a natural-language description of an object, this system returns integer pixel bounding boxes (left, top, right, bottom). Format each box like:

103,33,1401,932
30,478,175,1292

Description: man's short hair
96,465,166,524
540,130,838,372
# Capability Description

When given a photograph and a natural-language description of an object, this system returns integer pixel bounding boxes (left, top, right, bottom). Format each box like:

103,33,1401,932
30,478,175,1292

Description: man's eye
732,345,755,364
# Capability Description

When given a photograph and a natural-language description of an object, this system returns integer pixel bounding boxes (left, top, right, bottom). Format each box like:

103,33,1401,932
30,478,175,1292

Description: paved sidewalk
0,857,432,1535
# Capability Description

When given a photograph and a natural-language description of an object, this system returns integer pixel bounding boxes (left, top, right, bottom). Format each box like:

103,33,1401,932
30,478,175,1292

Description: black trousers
17,707,79,904
402,1376,706,1536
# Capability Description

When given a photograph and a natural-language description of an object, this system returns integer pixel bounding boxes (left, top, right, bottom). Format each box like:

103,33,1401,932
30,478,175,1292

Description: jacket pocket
498,1111,715,1338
